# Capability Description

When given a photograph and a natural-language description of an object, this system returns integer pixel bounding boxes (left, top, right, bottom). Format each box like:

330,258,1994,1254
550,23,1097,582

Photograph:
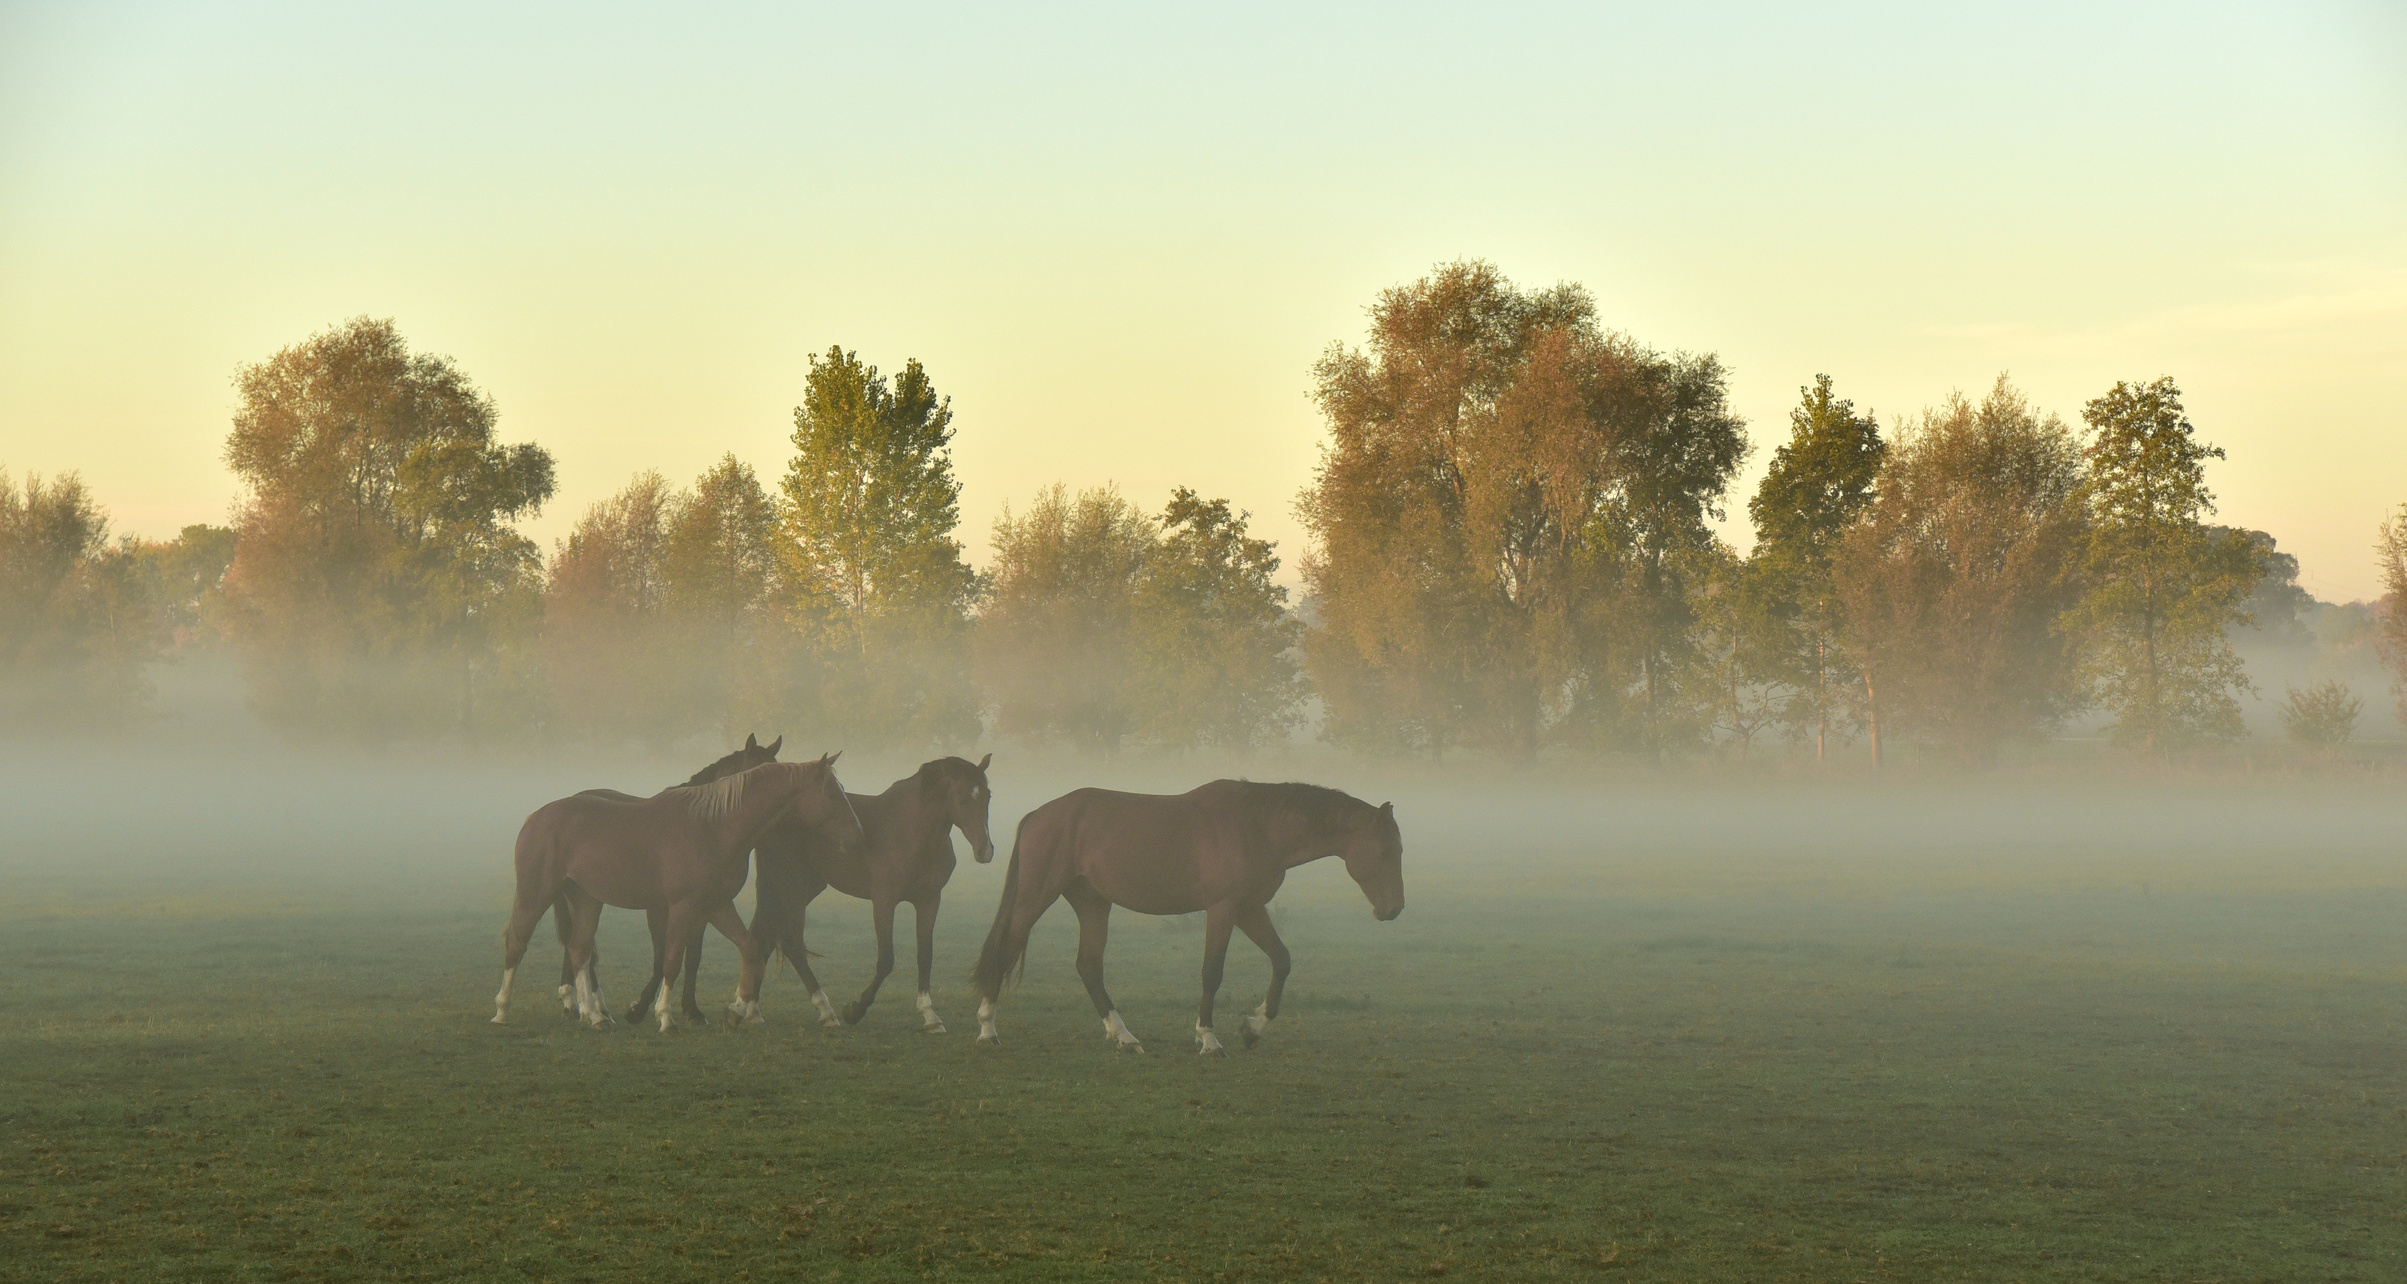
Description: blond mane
678,769,750,823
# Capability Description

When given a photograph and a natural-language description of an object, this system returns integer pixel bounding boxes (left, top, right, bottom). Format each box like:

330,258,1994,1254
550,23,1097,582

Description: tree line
7,264,2405,760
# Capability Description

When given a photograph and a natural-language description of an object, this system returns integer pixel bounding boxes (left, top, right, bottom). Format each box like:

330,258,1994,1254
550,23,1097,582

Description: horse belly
1080,862,1223,916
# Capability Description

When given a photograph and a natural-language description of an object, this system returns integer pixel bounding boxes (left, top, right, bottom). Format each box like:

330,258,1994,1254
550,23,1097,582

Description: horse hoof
840,1003,867,1026
1120,1041,1145,1055
1240,1027,1260,1050
975,1033,1000,1048
924,1023,947,1035
490,1015,508,1025
1199,1045,1226,1059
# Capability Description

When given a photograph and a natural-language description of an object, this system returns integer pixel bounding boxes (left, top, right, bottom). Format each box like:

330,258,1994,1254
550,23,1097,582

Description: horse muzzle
1375,901,1404,922
974,841,996,864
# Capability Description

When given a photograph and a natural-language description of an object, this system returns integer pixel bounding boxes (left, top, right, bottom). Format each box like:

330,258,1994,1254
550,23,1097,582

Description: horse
553,734,782,1019
968,780,1403,1056
630,754,997,1035
493,754,862,1032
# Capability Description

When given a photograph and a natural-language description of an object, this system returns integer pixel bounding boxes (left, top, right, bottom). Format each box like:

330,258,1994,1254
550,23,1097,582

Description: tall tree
2218,528,2313,645
131,525,238,651
2376,503,2407,726
1833,377,2088,765
663,455,779,638
1131,488,1306,752
217,317,554,739
1300,260,1745,759
1747,375,1884,760
978,485,1154,752
662,455,781,734
2069,377,2261,753
542,472,686,745
0,468,162,726
776,347,979,748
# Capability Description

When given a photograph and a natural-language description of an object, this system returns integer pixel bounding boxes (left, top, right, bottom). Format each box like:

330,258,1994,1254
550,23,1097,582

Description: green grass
4,766,2405,1281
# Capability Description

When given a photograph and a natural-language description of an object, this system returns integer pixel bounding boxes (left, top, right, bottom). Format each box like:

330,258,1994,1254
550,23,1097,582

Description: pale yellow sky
3,3,2402,599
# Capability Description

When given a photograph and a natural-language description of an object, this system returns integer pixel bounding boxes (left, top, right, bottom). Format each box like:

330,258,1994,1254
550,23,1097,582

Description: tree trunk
1863,669,1882,771
1815,635,1827,763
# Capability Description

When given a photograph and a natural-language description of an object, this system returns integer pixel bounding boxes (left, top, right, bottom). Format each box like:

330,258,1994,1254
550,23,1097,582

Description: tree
2069,377,2261,753
1833,377,2088,765
978,484,1154,752
542,472,683,745
776,347,979,749
1747,375,1884,759
2209,528,2313,648
0,468,161,726
662,456,780,733
2277,680,2361,750
1131,488,1306,751
216,317,554,740
2377,504,2407,725
543,459,777,746
130,525,237,650
1299,260,1746,759
1689,542,1794,759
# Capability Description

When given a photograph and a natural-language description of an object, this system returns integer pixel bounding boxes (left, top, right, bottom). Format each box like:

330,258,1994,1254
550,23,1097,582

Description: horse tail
970,815,1033,998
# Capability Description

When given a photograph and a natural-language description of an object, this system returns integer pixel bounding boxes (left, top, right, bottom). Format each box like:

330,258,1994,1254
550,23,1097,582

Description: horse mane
1244,781,1368,830
917,756,982,784
681,745,756,788
679,769,751,823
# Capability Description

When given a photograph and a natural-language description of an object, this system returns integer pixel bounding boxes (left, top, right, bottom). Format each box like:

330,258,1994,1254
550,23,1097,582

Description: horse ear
745,733,759,750
823,750,841,766
1380,801,1394,814
767,735,782,756
977,752,992,771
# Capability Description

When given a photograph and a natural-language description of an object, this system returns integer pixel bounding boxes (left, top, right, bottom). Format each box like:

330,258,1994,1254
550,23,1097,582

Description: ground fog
2,738,2402,1281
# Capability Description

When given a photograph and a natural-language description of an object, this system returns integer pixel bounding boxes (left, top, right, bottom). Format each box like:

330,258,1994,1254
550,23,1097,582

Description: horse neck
717,770,809,848
875,773,951,859
1269,799,1366,869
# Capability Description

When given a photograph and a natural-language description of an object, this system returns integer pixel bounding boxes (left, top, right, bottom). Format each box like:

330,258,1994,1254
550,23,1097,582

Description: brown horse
494,754,861,1031
632,754,998,1034
555,734,782,1018
968,780,1403,1055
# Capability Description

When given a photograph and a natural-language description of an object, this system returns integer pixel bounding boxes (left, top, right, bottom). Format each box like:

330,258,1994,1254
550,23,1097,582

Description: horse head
1340,800,1405,921
791,751,865,852
924,753,998,863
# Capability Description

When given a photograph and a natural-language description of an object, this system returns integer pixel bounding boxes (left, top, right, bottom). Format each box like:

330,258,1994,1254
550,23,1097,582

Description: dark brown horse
969,780,1403,1055
555,734,782,1018
632,754,998,1033
494,754,862,1031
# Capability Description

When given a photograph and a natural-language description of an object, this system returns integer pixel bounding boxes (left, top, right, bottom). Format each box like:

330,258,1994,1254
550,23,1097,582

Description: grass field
3,749,2404,1282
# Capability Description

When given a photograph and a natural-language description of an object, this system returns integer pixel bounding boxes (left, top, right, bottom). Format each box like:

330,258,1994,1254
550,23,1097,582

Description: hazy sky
3,2,2401,598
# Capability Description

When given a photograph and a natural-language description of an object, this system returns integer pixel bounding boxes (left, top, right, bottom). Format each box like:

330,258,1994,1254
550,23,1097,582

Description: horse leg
1233,902,1291,1049
1194,904,1237,1058
974,881,1065,1049
913,894,946,1033
653,903,703,1033
842,898,898,1026
704,900,765,1025
563,887,612,1029
776,883,840,1028
1065,883,1141,1052
554,891,580,1016
494,873,556,1025
630,906,671,1027
679,924,706,1022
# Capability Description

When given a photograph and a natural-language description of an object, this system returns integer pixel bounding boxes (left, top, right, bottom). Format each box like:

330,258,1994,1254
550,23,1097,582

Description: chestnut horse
555,734,781,1017
631,754,998,1034
969,780,1403,1056
494,754,861,1031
